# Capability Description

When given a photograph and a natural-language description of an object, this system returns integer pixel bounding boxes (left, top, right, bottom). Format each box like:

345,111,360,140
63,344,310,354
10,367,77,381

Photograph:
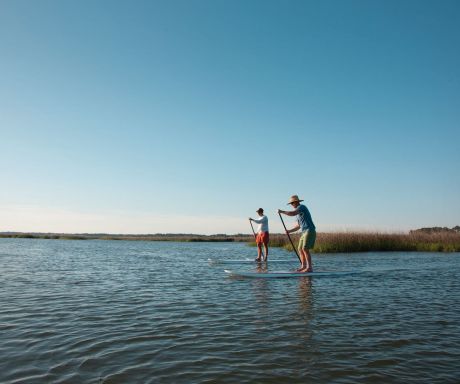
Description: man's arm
277,208,298,217
287,224,300,234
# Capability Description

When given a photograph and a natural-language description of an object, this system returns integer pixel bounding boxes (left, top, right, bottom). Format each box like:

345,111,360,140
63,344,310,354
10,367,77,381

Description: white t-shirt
252,215,269,233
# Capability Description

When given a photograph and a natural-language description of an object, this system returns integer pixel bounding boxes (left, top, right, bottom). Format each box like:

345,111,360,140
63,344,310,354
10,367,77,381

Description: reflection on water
298,277,313,316
251,263,270,322
1,239,460,383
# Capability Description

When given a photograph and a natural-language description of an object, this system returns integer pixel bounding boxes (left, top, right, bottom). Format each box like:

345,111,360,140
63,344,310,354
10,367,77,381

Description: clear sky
1,0,459,234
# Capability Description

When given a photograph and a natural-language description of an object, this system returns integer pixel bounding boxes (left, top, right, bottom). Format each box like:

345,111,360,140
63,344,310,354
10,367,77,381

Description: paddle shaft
249,220,265,258
278,212,301,263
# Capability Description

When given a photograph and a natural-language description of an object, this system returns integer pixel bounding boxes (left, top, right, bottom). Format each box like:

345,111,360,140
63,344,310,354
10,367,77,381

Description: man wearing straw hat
249,208,269,262
278,195,316,272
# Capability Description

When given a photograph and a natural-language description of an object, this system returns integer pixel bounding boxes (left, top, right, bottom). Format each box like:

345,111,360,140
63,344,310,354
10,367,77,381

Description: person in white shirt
249,208,269,261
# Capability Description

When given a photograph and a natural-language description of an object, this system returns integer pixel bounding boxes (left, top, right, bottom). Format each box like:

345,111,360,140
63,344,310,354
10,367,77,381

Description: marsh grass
251,232,460,253
3,231,460,252
0,232,251,242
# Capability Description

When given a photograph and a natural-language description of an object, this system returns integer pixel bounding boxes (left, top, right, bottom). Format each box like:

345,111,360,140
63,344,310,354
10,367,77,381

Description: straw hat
287,195,304,205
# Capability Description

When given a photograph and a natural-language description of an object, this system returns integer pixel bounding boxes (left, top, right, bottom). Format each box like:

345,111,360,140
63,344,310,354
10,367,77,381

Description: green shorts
298,229,316,250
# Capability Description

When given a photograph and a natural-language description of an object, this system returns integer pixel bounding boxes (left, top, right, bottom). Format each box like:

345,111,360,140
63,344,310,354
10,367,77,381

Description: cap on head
256,208,264,213
287,195,304,205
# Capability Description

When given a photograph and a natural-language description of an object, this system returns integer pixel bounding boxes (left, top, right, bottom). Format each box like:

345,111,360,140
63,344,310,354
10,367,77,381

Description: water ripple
1,240,460,383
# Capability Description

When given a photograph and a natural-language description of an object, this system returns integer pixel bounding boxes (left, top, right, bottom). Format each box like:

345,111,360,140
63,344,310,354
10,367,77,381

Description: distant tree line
410,226,460,234
2,227,460,252
0,232,253,242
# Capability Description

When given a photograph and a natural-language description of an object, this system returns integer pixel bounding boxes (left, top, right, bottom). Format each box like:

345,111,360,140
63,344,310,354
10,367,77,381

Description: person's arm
287,223,300,234
250,217,264,224
277,208,298,217
277,209,300,233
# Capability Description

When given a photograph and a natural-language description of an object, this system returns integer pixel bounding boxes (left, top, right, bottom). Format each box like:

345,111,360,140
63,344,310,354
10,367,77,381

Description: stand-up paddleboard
208,258,290,265
224,269,357,278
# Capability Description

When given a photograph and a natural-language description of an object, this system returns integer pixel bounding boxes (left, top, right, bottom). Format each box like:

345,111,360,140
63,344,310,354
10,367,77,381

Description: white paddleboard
224,269,356,278
208,258,289,265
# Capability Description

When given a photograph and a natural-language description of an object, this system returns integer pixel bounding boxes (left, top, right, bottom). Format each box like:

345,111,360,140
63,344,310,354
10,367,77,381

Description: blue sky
1,0,459,234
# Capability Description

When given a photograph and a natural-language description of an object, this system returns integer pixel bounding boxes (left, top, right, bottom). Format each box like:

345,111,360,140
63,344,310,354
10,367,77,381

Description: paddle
249,220,265,259
278,212,301,263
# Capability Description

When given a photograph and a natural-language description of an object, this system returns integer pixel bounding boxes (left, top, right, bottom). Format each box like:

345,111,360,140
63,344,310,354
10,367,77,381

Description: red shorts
256,231,269,245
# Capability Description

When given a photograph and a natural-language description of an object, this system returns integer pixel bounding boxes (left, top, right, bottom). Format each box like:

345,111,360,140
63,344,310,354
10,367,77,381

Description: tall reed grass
254,232,460,253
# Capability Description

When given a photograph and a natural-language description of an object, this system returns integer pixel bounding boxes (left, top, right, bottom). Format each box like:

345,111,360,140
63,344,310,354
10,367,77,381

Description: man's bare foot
255,258,261,262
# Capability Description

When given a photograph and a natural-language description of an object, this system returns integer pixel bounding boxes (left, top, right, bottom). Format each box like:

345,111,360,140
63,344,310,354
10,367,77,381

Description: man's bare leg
255,244,262,261
296,248,308,271
298,249,313,272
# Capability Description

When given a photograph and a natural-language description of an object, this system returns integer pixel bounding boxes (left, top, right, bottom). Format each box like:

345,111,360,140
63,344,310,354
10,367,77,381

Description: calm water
1,239,459,383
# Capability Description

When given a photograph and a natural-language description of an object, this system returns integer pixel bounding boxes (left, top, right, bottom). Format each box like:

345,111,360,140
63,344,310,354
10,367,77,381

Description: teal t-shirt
296,204,315,232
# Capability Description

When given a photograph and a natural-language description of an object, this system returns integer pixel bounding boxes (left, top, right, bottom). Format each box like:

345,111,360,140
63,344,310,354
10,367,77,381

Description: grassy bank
3,231,460,252
0,232,252,242
262,232,460,253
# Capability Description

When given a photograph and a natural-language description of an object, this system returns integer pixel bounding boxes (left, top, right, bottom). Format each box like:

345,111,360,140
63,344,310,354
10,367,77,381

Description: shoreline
2,231,460,252
0,232,251,242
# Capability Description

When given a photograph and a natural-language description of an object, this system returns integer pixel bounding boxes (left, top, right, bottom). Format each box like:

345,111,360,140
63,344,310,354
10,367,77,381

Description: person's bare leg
296,249,307,271
297,249,313,272
304,249,313,272
255,244,262,261
263,244,268,261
